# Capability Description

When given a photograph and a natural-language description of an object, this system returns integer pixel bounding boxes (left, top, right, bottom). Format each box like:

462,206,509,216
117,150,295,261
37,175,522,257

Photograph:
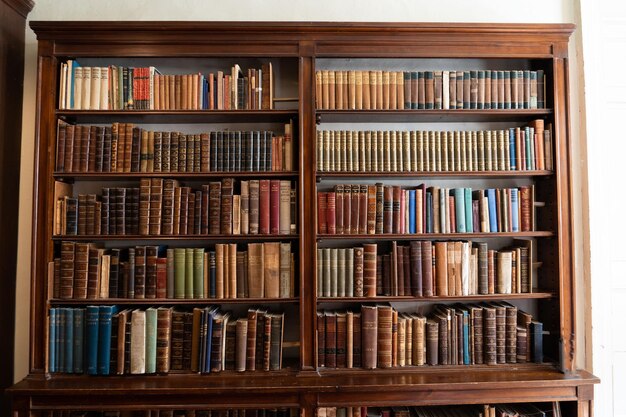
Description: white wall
16,0,593,407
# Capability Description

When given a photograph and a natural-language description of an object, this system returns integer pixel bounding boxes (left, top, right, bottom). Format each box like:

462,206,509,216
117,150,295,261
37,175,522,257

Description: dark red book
325,312,337,368
317,312,325,367
383,185,393,233
317,192,328,234
399,190,405,233
208,181,221,234
343,184,351,234
422,240,433,296
326,192,336,234
270,179,280,234
392,186,401,234
410,241,423,297
335,185,344,234
259,179,271,234
351,184,360,235
156,257,167,298
220,178,234,235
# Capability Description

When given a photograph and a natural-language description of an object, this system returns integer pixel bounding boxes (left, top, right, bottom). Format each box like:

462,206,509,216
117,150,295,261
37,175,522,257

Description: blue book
48,308,57,373
64,308,74,373
86,306,99,375
487,189,498,232
408,190,416,234
426,192,433,233
203,308,216,373
462,310,470,365
510,188,519,232
68,60,80,109
73,308,85,374
453,188,466,233
509,128,517,170
464,187,473,233
98,305,118,375
58,308,66,373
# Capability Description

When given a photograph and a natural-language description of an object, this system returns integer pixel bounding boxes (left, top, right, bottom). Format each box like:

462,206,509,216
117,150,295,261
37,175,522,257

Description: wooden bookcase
9,22,598,417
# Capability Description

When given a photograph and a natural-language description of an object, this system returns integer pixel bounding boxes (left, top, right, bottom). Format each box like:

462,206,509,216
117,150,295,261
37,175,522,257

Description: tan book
434,242,448,296
412,315,426,366
389,71,396,110
232,195,241,235
397,71,404,110
376,71,383,110
382,71,390,110
370,70,378,110
348,70,356,110
130,309,146,374
247,243,264,298
342,71,349,109
263,242,280,298
336,70,343,110
328,71,336,110
228,243,237,298
321,70,329,109
362,71,371,110
315,71,323,109
355,70,363,110
279,180,291,235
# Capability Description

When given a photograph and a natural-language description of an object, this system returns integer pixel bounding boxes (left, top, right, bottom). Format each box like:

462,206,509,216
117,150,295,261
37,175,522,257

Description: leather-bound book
517,309,533,362
87,247,104,299
247,243,264,298
383,185,393,233
156,307,172,373
501,303,518,363
391,186,401,234
170,311,184,371
361,305,378,369
145,246,158,299
516,325,528,364
421,241,433,296
317,311,325,367
367,185,377,234
270,312,284,370
336,312,347,368
375,183,384,234
235,318,248,372
530,320,543,363
220,178,234,235
207,182,220,235
263,242,280,298
391,309,398,366
352,247,365,298
470,306,483,364
376,254,383,296
280,243,291,298
317,192,327,234
279,180,291,235
326,191,336,234
224,320,237,371
134,246,146,299
477,243,488,294
346,311,354,368
491,303,506,364
382,254,391,296
409,241,422,297
246,308,258,370
426,319,439,365
350,184,360,234
259,179,271,234
519,185,532,232
434,242,448,297
353,312,362,368
402,246,411,296
433,313,448,365
377,305,393,368
363,244,377,297
325,312,337,368
240,181,249,234
343,184,352,234
149,178,163,235
328,71,336,110
359,185,368,234
396,243,404,296
487,249,496,294
483,306,497,365
161,179,177,235
269,180,281,234
249,180,260,234
397,316,406,366
156,257,167,299
334,185,344,234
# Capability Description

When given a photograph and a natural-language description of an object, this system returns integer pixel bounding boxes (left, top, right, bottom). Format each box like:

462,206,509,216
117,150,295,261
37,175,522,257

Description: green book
173,248,186,299
193,248,205,299
144,307,157,374
185,248,194,299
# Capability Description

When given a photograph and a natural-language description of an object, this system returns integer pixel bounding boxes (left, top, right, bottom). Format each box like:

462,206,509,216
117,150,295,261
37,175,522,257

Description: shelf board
53,234,300,242
56,109,299,124
316,170,553,180
317,231,553,241
54,171,300,181
317,291,554,303
316,109,553,123
317,362,559,376
49,297,300,305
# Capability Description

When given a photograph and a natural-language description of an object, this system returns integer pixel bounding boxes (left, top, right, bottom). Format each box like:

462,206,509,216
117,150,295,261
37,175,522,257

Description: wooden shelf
316,109,553,123
56,109,299,124
53,234,300,242
49,297,300,305
317,292,555,303
54,171,300,181
316,170,553,180
317,231,553,241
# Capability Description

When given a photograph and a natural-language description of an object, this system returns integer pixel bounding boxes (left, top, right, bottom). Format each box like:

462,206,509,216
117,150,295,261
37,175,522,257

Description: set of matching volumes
58,60,274,110
55,121,294,174
51,242,295,301
317,405,555,417
54,178,297,237
315,69,545,110
316,240,533,298
47,306,285,374
316,121,552,173
47,409,298,417
316,303,543,369
317,184,534,235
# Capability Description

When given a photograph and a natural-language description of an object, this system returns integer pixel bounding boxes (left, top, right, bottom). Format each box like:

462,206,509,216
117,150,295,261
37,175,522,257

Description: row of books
52,242,295,300
58,61,274,110
316,121,552,173
317,185,534,235
316,240,533,298
316,303,543,369
55,121,294,174
47,410,297,417
317,405,556,417
54,179,298,237
315,69,545,110
48,306,285,374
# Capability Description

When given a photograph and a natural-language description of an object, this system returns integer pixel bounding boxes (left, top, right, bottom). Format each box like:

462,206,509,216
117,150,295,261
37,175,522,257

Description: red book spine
270,180,280,234
350,185,359,234
343,184,351,234
259,179,271,234
392,185,401,234
317,192,328,234
421,241,433,296
359,185,368,234
156,257,167,298
326,192,336,234
335,185,344,234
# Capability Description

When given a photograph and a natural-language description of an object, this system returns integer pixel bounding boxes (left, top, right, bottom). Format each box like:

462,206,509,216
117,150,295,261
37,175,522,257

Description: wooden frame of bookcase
10,21,598,417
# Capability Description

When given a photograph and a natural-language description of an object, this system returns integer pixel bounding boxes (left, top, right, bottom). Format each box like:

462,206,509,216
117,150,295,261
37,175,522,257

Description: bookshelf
9,22,598,417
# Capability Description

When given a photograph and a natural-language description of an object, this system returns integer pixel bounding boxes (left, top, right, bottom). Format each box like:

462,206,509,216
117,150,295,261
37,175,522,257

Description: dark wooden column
0,0,34,414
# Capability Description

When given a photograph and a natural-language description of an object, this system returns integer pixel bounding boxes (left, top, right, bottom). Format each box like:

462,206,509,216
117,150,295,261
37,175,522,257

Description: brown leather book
208,181,221,235
434,242,448,297
350,184,360,234
492,303,506,364
361,305,377,369
346,311,354,368
279,180,291,235
366,185,377,234
317,311,326,367
249,180,260,234
395,243,403,296
269,179,280,234
336,71,344,110
224,320,237,371
488,249,496,294
144,246,158,299
279,242,291,298
477,243,488,294
149,178,163,236
321,70,329,109
263,242,280,298
483,306,497,365
382,71,390,110
352,312,362,368
79,125,90,173
362,71,371,110
73,242,90,299
421,241,433,296
519,185,532,232
392,186,401,234
425,319,438,365
246,308,258,370
409,241,422,297
161,179,178,235
340,184,350,234
336,312,347,368
262,313,272,371
328,71,336,110
315,71,323,109
325,312,337,368
235,318,248,372
220,178,234,235
383,185,393,233
377,305,393,368
517,309,532,362
334,185,344,234
433,71,442,109
156,307,172,373
87,247,104,299
516,325,528,363
247,243,264,298
353,246,364,298
358,185,368,234
397,315,405,366
470,306,483,364
382,254,391,296
259,179,271,234
503,303,518,363
375,183,384,234
369,70,377,110
363,243,377,297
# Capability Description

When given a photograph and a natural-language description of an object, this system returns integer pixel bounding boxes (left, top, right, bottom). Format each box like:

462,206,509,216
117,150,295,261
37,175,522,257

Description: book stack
316,121,552,173
54,178,298,236
58,60,274,110
47,306,285,374
317,240,533,298
317,185,534,235
46,409,299,417
317,404,555,417
315,69,545,110
316,303,543,369
55,121,294,173
51,242,295,300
